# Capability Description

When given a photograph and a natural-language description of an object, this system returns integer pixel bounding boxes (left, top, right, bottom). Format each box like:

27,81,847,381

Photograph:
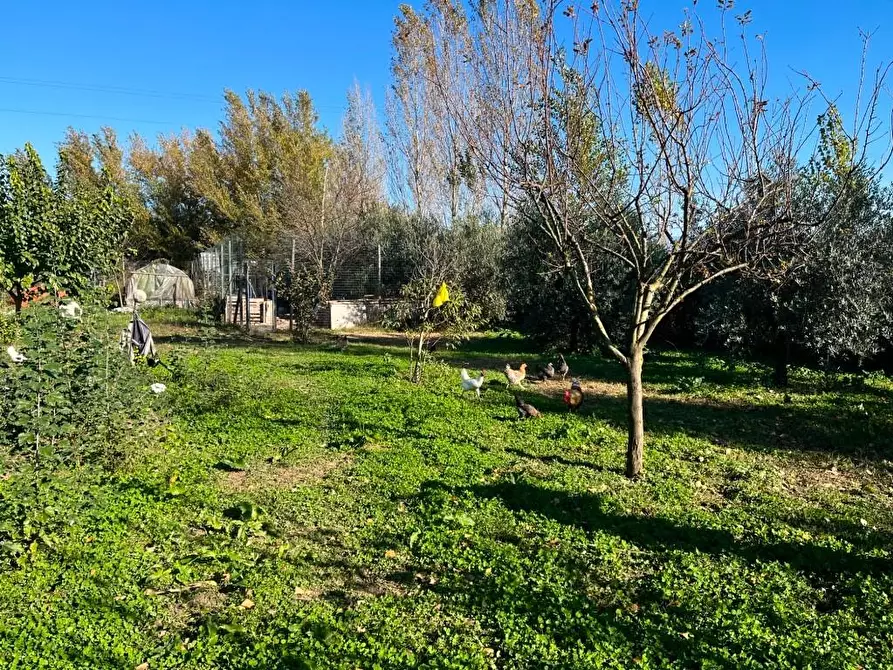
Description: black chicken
538,362,556,381
514,394,541,419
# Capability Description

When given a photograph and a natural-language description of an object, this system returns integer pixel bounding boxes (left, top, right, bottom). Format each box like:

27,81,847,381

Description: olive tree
697,169,893,380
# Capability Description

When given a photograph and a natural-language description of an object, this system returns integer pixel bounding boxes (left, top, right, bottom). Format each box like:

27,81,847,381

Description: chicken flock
459,354,584,419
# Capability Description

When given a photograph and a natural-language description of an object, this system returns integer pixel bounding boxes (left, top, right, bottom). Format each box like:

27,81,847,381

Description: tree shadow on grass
448,479,890,576
578,390,893,460
153,332,292,347
400,478,893,667
472,362,893,461
505,446,620,474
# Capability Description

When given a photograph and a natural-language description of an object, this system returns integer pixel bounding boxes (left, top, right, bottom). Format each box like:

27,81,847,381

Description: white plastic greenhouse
124,261,196,307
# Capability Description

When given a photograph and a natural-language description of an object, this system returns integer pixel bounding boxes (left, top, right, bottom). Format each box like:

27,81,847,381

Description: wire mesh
190,235,401,329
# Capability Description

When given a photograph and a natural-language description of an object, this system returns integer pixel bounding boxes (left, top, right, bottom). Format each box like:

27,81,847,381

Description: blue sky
1,1,891,163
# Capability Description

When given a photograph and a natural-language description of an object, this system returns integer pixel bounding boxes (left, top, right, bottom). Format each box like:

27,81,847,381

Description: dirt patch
294,585,324,601
219,453,352,493
781,465,862,496
189,586,228,612
531,377,626,398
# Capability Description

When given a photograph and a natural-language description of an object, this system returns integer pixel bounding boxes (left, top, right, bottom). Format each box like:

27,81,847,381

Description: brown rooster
563,378,584,412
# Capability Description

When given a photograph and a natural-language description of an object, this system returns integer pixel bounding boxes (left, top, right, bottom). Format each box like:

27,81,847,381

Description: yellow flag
432,282,450,307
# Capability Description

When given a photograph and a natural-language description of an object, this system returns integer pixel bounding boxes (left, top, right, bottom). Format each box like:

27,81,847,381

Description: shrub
275,265,332,343
383,280,481,383
0,309,18,344
0,304,156,469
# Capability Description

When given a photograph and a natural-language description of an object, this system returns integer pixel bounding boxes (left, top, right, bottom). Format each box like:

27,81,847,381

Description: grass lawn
2,310,893,668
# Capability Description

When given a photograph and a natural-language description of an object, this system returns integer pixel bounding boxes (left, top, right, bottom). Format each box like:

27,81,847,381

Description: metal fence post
271,263,277,331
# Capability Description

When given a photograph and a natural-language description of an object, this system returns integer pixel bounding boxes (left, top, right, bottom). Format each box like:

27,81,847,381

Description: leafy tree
274,264,332,343
57,127,149,250
189,89,333,252
280,84,387,299
128,132,223,266
191,88,387,317
505,206,627,352
374,209,506,324
698,171,893,380
384,279,481,383
0,144,132,312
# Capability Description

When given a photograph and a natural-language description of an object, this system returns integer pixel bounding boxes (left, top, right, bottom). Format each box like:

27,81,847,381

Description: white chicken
59,300,83,319
6,346,26,364
460,368,486,398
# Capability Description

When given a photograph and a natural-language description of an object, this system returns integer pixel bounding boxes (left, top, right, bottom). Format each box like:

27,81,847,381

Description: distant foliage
695,172,893,374
452,217,507,326
504,208,629,353
375,211,507,326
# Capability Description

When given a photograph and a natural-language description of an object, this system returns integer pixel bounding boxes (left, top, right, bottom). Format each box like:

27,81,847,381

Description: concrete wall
322,299,395,330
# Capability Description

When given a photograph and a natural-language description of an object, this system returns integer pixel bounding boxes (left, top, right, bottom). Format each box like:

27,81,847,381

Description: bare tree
399,0,892,478
339,82,387,214
282,84,388,295
388,6,489,223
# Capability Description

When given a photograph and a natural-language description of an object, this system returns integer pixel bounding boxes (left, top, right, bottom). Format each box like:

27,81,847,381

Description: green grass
2,312,893,668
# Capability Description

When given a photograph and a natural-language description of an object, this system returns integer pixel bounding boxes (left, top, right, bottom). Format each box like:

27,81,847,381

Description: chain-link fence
190,236,402,329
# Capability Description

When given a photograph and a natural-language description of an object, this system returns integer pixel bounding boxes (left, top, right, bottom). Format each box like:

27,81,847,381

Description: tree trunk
625,348,645,479
772,331,790,387
10,287,23,314
410,334,426,384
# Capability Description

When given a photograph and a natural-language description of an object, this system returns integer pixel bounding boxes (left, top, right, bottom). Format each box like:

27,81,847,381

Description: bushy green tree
128,132,223,266
505,206,631,353
274,264,332,343
697,171,893,381
0,144,132,311
375,210,507,325
0,304,152,467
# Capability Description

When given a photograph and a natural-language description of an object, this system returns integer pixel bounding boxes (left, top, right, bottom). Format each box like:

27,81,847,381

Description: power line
0,75,349,112
0,75,221,103
0,107,178,126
